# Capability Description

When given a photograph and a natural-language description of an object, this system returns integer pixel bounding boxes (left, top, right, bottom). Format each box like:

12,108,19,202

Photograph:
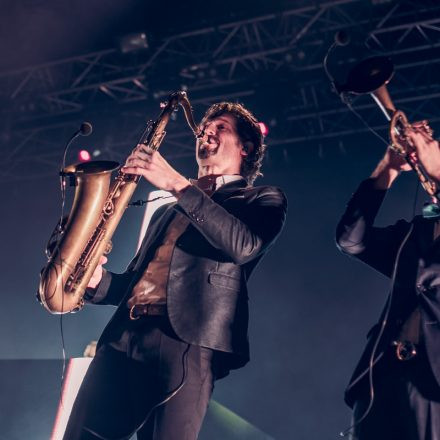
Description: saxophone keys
104,241,113,254
103,201,114,215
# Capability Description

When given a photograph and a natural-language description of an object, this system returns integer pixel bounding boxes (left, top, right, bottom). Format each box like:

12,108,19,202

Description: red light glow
258,122,269,137
78,150,91,162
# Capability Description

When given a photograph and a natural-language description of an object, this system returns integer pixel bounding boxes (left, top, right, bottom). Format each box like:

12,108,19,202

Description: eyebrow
204,117,234,128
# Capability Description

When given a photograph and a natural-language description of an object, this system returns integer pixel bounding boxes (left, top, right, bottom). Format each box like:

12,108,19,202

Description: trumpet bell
344,56,394,94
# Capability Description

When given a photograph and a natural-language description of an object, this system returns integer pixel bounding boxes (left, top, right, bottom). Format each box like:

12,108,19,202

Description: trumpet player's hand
122,146,191,198
405,122,440,185
370,147,413,190
87,256,107,289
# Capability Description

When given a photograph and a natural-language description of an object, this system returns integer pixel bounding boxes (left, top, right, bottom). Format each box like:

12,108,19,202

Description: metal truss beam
1,0,440,120
2,0,440,181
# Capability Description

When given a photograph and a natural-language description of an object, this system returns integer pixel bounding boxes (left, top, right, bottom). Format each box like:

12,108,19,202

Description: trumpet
341,56,438,199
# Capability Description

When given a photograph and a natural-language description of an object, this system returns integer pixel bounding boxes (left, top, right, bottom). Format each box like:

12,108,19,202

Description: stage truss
1,0,440,180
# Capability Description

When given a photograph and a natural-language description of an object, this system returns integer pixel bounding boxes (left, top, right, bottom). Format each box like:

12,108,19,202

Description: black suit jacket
87,179,287,370
336,179,440,407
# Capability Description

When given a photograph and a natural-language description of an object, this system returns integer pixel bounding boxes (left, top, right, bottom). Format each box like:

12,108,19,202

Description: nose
204,122,216,136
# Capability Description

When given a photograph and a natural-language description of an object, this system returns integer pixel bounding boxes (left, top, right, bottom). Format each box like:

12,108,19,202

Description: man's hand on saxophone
87,255,107,289
122,145,191,198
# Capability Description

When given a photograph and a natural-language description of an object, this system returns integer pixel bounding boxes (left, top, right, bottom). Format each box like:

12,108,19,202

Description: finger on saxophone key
88,256,108,289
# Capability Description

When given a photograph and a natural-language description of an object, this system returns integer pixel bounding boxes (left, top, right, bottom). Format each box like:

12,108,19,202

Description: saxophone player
63,102,287,440
336,122,440,440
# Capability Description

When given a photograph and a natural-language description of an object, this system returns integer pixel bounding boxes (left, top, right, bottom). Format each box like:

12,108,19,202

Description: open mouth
198,141,219,159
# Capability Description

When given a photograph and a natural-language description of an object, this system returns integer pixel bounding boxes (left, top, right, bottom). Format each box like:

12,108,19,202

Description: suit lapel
211,179,248,204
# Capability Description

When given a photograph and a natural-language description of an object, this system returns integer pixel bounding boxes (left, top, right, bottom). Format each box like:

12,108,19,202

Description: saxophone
39,91,200,314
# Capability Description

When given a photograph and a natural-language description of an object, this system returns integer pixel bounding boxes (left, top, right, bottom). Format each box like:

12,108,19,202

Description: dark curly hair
201,102,266,185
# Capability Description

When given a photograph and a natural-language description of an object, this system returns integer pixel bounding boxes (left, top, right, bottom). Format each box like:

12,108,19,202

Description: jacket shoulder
243,185,287,206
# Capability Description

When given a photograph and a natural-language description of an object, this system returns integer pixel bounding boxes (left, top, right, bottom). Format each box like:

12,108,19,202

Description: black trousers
350,347,440,440
63,317,216,440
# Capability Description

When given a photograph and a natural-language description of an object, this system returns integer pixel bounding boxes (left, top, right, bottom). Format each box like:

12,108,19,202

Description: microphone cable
339,221,414,438
84,343,191,440
53,122,93,410
339,181,420,438
128,194,176,206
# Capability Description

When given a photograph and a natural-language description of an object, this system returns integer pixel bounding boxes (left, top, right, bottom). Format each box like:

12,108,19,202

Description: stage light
78,150,91,162
118,32,148,53
92,149,101,157
258,122,269,137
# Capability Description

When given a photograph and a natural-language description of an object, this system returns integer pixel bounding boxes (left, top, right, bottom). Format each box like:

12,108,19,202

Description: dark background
0,1,439,439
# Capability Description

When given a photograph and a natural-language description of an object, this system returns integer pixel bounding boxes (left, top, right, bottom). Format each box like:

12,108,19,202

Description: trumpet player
336,122,440,440
63,102,287,440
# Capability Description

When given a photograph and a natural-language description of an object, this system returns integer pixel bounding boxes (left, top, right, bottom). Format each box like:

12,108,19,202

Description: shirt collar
191,174,244,193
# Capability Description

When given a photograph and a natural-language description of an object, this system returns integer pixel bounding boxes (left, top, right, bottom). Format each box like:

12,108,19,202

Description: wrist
170,177,191,199
370,160,400,189
430,171,440,187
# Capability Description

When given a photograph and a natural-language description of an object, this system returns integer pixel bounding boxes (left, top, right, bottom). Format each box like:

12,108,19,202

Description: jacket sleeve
335,178,410,278
175,184,287,264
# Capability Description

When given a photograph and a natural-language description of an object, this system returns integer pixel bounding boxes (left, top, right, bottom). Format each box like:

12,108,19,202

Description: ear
241,141,254,157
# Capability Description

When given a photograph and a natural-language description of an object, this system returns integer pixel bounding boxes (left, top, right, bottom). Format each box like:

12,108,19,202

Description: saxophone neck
168,91,201,137
138,91,201,150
